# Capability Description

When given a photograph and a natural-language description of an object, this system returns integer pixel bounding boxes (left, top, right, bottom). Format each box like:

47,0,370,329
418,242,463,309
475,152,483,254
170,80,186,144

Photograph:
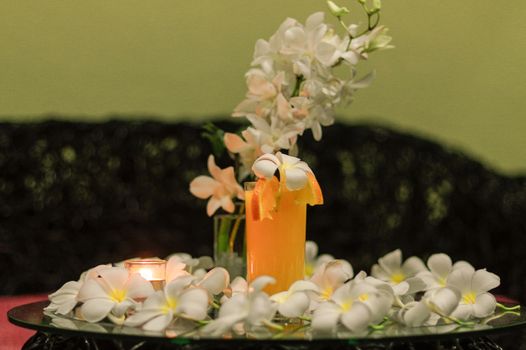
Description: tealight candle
124,258,166,291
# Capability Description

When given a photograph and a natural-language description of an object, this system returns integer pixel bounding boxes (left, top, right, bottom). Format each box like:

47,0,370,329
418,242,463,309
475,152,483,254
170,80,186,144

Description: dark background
1,120,525,302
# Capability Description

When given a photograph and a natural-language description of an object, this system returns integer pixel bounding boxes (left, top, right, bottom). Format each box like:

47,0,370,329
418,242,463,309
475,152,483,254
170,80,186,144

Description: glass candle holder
244,182,306,295
124,258,166,291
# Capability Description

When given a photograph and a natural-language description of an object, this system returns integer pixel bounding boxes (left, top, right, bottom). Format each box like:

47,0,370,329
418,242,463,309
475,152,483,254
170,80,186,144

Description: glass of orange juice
244,181,306,295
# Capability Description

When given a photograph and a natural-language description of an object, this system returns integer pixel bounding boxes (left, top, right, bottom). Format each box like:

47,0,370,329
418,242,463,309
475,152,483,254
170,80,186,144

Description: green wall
1,1,525,173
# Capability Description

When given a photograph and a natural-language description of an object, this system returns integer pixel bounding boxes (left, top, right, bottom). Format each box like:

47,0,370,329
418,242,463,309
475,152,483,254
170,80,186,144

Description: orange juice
245,185,306,295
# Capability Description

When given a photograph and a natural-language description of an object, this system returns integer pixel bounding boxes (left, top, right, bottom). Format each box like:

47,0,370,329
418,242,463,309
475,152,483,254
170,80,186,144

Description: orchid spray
190,0,392,218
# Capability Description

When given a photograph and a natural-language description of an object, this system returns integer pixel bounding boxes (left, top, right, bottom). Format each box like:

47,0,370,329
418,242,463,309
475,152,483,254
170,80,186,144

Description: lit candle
124,258,166,291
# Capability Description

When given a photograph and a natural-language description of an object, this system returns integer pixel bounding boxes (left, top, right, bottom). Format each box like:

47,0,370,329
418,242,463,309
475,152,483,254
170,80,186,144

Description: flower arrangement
190,0,393,212
45,244,518,335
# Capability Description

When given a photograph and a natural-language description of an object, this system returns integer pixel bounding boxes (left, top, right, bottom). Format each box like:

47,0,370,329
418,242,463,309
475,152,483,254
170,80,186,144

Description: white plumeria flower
201,276,278,336
196,267,230,297
252,152,312,191
393,287,460,327
44,264,113,315
124,276,209,332
447,267,500,320
77,267,154,324
305,241,334,278
311,278,393,333
371,249,427,296
221,276,249,304
310,260,354,302
189,155,244,216
270,280,319,317
417,253,474,291
165,253,214,281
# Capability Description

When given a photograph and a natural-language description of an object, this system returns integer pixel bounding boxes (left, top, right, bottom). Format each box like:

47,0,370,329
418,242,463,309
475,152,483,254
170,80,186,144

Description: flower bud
327,0,350,17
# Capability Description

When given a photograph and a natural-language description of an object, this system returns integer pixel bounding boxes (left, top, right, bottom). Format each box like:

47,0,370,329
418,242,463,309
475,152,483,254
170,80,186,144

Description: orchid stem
262,319,284,331
497,303,521,311
299,315,312,322
228,203,245,254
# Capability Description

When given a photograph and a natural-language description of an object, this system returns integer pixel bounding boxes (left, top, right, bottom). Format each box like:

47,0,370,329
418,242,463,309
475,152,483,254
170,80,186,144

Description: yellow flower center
162,297,178,313
321,286,333,300
462,292,477,304
391,272,406,284
109,289,127,303
438,277,447,287
305,264,314,278
341,300,353,312
358,293,369,302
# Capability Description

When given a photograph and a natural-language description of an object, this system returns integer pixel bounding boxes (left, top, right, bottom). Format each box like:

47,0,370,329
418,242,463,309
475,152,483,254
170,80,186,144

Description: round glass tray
8,300,526,347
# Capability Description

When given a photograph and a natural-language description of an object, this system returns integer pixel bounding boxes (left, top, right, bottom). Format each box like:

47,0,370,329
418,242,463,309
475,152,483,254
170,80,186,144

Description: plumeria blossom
77,267,154,324
165,253,214,281
124,276,209,332
44,264,111,315
305,241,334,278
201,276,278,336
447,267,500,320
189,155,244,216
371,249,427,297
310,260,354,302
252,152,313,191
270,280,319,317
417,253,474,291
312,278,393,333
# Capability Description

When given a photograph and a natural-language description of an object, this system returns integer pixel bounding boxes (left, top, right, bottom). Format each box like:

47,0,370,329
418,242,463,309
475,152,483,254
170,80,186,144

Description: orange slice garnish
295,172,323,206
251,176,280,221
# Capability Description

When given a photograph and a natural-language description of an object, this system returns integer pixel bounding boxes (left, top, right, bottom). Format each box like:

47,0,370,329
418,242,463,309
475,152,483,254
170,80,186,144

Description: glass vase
213,206,246,279
244,182,306,295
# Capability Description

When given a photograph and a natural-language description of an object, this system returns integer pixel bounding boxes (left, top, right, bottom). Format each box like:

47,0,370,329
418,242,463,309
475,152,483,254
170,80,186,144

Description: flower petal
99,267,129,292
143,313,174,332
198,267,230,295
378,249,402,276
250,275,276,292
278,292,310,317
472,269,500,293
447,267,474,293
428,287,460,316
252,153,280,179
207,155,222,181
305,241,318,262
284,167,308,191
206,197,222,216
427,253,452,280
126,274,155,299
125,309,163,327
78,279,107,302
189,176,217,199
312,302,340,332
403,301,430,327
473,292,496,318
178,288,209,320
340,302,372,332
81,298,115,323
402,257,427,277
224,133,248,153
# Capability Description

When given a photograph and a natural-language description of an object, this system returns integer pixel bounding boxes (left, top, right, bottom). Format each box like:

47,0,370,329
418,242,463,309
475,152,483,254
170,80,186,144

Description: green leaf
201,122,226,158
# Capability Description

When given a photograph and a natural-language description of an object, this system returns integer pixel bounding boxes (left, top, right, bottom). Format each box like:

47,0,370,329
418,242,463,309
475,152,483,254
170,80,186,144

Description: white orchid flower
252,152,313,191
77,267,154,324
201,276,278,336
312,279,392,333
189,155,244,216
270,280,319,317
417,253,474,291
371,249,427,296
447,267,500,320
124,276,209,332
310,260,354,302
305,241,334,278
